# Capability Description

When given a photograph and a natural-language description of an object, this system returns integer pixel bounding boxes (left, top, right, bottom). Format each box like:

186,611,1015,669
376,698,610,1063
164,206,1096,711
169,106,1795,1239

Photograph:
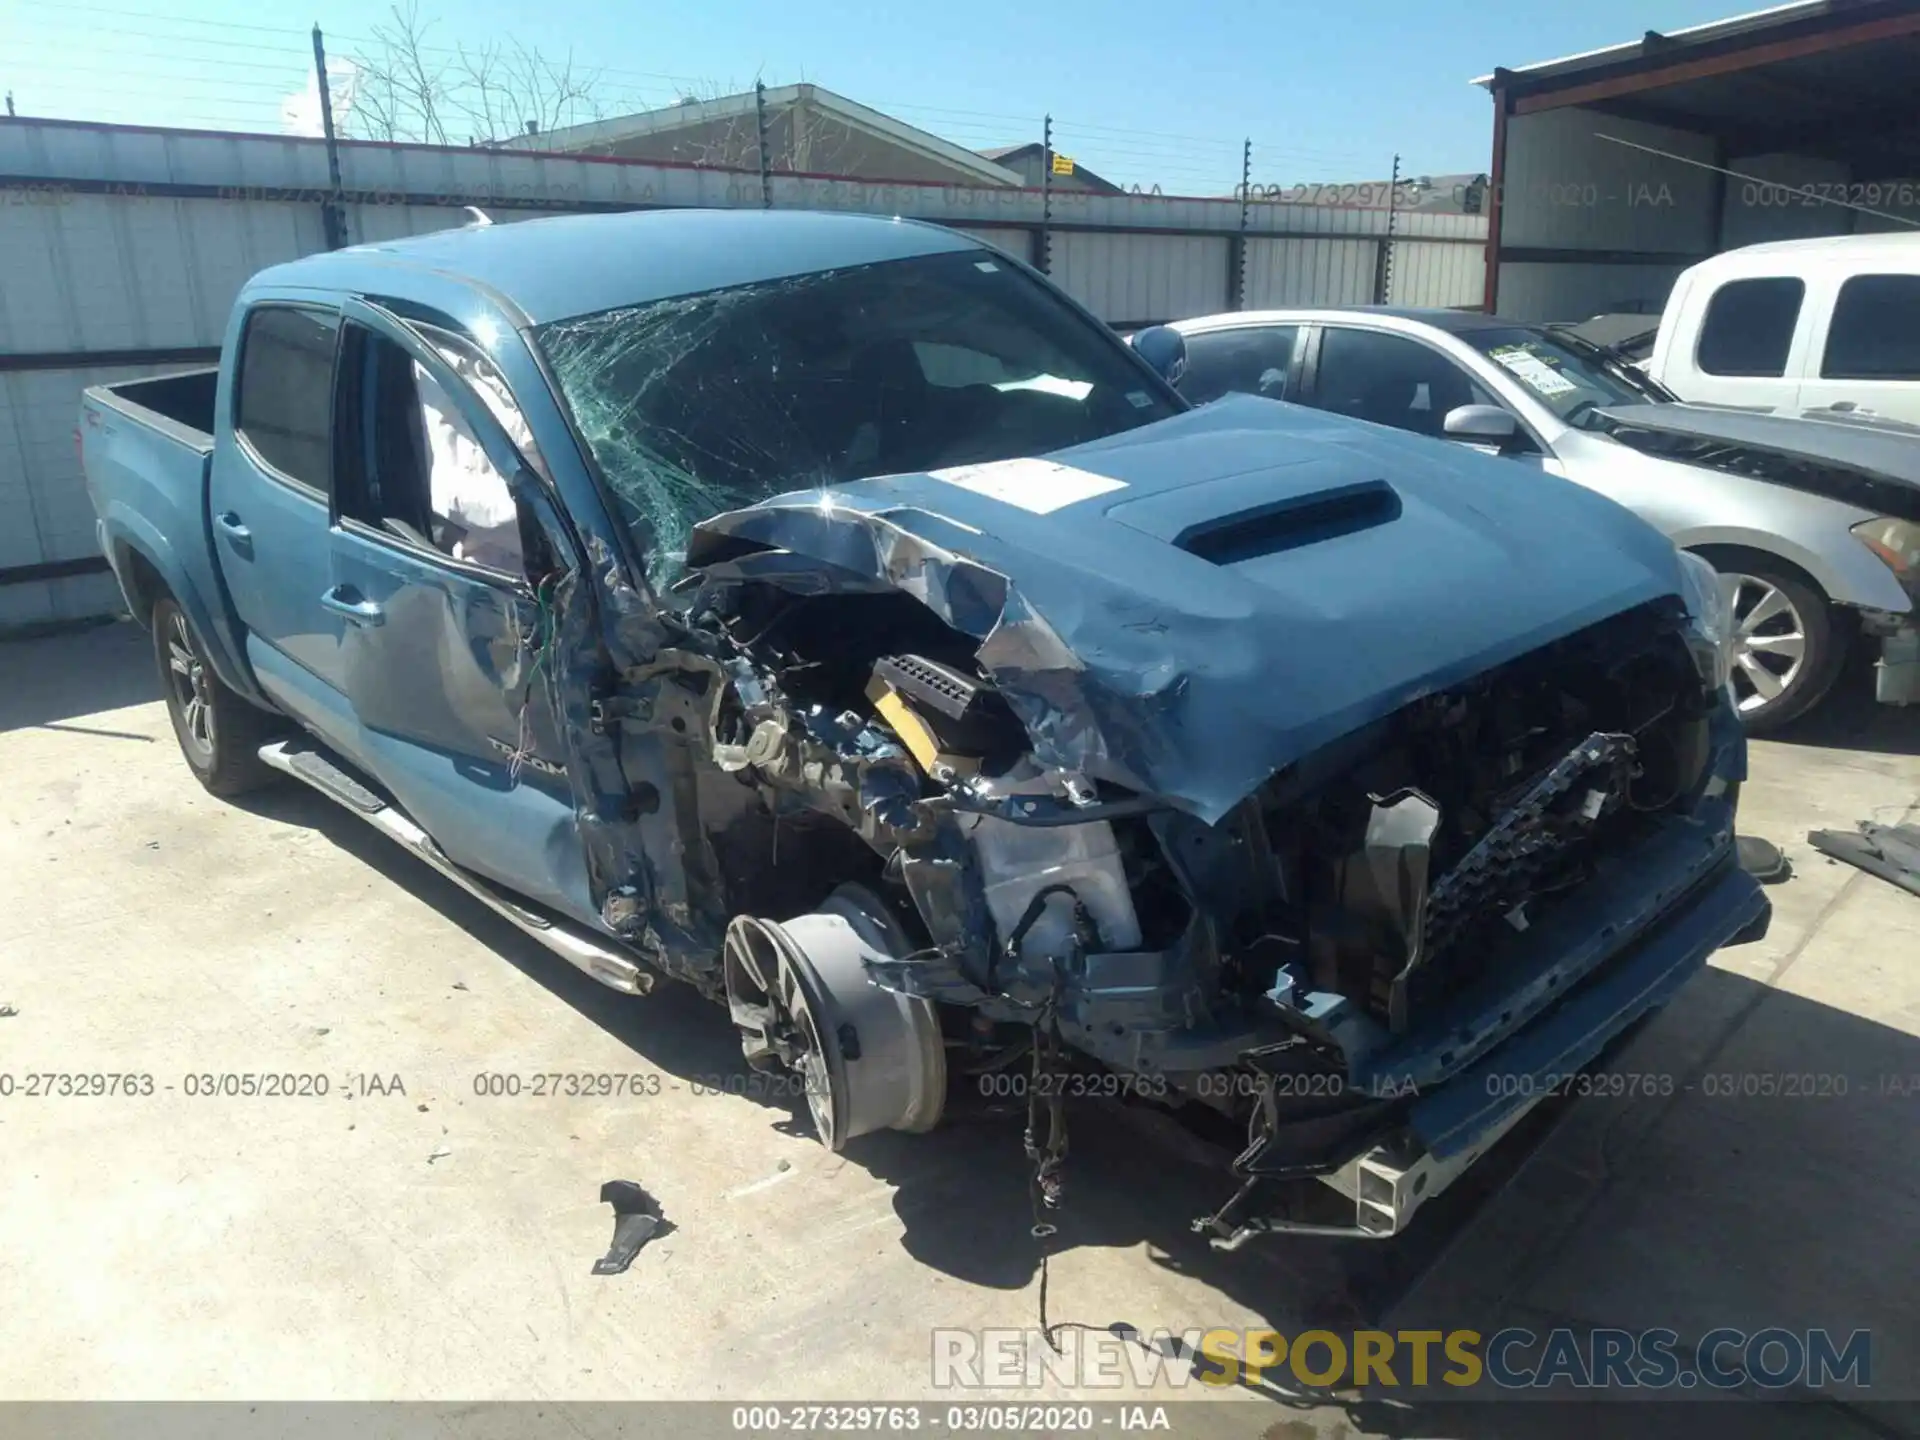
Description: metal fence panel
1050,231,1232,325
1243,236,1378,308
1,195,319,354
1500,107,1717,253
0,363,167,626
1389,239,1485,308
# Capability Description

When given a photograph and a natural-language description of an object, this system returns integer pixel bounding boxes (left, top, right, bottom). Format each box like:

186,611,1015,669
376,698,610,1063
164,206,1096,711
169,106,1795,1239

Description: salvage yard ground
2,619,1917,1437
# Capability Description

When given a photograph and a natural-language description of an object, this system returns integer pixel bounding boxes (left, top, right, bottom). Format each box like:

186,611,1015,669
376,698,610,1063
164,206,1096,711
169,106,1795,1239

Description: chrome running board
257,739,655,996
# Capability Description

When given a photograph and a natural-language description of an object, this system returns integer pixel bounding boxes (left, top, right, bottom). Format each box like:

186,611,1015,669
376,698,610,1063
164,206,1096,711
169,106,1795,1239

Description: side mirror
1442,403,1518,445
1128,326,1188,387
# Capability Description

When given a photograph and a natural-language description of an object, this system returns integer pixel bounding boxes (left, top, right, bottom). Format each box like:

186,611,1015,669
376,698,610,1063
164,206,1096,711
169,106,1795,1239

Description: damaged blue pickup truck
82,209,1768,1243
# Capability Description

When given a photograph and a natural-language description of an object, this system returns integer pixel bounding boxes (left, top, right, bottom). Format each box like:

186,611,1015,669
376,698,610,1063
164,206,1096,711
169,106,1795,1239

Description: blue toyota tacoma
81,209,1768,1243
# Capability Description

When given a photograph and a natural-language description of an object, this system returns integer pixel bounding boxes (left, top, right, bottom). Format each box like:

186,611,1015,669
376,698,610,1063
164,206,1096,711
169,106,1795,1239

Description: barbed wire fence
2,2,1487,303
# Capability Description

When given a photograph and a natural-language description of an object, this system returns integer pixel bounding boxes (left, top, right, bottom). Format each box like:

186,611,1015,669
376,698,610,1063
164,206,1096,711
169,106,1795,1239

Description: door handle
321,584,386,626
215,511,253,556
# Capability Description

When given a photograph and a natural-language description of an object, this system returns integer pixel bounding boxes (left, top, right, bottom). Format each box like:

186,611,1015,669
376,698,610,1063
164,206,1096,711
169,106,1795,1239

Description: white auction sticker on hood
927,457,1128,514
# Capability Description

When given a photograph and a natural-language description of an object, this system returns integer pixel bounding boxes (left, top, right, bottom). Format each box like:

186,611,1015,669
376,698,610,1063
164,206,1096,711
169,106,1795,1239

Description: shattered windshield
534,249,1180,588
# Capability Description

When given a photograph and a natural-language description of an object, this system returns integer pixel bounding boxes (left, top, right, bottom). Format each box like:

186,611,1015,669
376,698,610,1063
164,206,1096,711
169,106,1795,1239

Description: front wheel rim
1721,573,1809,715
167,611,216,758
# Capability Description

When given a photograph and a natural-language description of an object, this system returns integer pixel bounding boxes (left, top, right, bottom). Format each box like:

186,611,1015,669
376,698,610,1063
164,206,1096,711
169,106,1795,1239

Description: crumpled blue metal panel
688,394,1692,823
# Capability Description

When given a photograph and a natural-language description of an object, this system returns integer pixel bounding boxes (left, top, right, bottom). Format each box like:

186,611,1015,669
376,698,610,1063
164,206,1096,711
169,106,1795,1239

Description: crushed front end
614,403,1769,1241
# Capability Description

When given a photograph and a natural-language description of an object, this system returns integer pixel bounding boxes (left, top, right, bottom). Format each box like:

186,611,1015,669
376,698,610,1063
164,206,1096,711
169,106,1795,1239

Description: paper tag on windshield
928,458,1127,514
1490,345,1579,398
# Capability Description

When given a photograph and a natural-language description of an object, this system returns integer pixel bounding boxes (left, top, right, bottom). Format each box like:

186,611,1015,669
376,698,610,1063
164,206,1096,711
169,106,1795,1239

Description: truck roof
250,208,986,326
1686,231,1920,267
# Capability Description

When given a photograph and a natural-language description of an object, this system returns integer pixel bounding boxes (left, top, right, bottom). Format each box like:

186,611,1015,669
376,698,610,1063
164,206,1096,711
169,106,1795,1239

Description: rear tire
151,595,282,797
1696,553,1847,733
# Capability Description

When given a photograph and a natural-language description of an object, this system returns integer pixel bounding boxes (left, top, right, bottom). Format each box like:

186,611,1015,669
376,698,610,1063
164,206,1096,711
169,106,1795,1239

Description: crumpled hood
687,395,1687,824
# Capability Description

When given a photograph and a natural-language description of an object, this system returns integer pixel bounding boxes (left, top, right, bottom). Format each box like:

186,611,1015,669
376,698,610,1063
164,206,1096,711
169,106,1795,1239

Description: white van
1648,233,1920,423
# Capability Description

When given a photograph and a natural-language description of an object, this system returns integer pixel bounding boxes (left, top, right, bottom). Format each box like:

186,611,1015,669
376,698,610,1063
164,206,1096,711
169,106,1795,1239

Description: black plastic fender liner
590,1180,667,1275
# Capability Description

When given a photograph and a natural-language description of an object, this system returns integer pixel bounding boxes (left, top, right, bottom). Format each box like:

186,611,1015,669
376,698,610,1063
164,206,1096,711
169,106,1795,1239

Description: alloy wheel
1721,572,1808,715
166,610,217,759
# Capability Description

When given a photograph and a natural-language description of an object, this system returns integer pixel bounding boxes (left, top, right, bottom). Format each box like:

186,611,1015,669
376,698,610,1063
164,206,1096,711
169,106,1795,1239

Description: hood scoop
1108,461,1402,565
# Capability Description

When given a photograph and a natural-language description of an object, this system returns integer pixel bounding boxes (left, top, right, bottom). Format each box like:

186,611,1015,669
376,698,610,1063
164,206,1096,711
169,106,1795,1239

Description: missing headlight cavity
583,430,1739,1246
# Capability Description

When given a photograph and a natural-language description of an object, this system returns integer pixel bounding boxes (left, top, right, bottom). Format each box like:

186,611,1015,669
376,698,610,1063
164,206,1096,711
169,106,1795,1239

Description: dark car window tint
235,306,340,492
1696,277,1803,378
1821,274,1920,380
1311,327,1486,438
1178,326,1300,404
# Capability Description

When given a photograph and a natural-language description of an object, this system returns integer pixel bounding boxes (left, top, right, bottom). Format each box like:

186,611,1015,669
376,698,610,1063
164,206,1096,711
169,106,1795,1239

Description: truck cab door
323,299,599,927
1679,275,1809,412
1795,271,1920,424
206,302,357,754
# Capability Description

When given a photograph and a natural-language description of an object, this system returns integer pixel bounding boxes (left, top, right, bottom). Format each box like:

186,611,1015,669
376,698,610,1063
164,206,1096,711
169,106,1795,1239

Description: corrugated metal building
0,117,1484,625
1477,0,1920,321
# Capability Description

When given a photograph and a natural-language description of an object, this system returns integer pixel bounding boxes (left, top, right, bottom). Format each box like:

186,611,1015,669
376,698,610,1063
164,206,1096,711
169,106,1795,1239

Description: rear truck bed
81,368,261,705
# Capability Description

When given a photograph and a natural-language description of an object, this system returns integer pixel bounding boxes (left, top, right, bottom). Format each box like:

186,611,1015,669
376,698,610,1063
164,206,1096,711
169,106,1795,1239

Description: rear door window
1177,326,1301,404
235,305,340,492
1308,327,1489,438
1695,277,1803,377
1820,274,1920,380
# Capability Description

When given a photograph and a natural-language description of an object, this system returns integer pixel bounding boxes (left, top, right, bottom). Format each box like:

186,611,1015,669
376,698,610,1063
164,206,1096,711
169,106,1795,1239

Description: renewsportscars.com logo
930,1327,1873,1392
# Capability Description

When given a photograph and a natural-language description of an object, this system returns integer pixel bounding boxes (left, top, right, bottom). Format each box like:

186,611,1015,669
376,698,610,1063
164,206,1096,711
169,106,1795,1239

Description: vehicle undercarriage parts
591,1179,666,1275
866,679,945,773
722,885,946,1148
1305,788,1439,1037
1196,1090,1540,1246
1869,622,1920,706
1808,821,1920,899
1223,1041,1393,1181
966,814,1142,962
1416,730,1637,976
662,456,1748,1185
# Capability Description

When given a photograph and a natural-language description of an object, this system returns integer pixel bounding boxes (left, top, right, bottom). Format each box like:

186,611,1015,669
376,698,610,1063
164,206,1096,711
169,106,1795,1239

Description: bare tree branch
341,3,606,145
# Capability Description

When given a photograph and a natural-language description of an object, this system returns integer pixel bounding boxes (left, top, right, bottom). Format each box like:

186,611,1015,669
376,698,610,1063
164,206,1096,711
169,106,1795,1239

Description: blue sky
5,0,1751,193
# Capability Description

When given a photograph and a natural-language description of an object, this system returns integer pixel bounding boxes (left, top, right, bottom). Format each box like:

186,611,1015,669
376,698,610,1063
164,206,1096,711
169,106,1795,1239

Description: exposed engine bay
511,383,1765,1245
589,482,1745,1241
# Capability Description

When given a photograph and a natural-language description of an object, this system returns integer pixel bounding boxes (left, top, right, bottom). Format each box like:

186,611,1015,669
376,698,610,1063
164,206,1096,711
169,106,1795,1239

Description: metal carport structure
1476,0,1920,320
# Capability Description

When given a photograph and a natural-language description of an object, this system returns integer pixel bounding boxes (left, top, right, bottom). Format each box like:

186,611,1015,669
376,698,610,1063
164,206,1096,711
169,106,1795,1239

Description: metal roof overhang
1477,0,1920,170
